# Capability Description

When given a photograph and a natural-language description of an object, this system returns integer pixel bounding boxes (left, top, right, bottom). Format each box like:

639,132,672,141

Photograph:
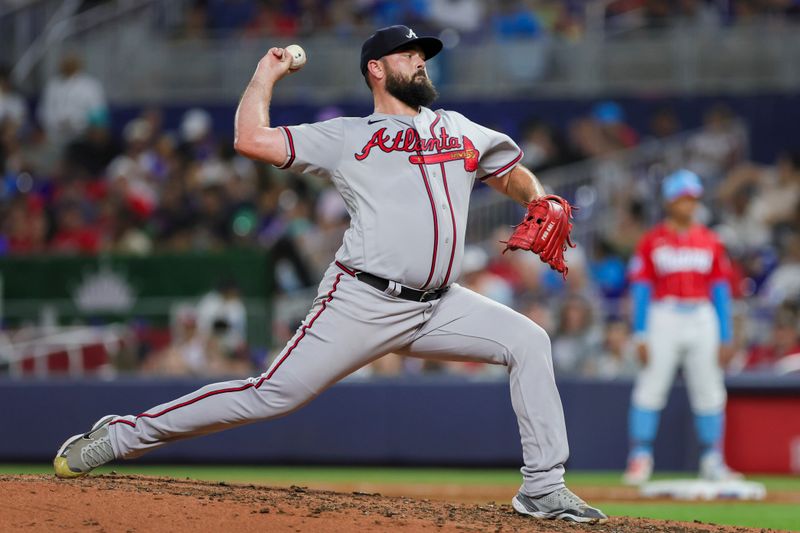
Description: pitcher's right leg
55,267,424,476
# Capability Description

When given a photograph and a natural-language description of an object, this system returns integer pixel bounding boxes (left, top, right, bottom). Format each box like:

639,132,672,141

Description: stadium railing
0,250,273,378
8,17,800,103
0,323,131,378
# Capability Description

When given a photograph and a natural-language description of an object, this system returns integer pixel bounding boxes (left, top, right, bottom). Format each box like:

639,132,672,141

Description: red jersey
629,223,730,300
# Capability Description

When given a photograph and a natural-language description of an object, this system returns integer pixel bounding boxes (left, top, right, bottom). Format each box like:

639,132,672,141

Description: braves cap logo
406,28,417,39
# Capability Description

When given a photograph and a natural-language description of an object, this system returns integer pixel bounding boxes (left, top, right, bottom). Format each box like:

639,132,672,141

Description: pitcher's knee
505,318,552,366
527,320,551,349
251,377,316,418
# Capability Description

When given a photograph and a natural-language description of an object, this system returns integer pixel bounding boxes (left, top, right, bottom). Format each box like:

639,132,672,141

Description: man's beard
385,69,438,109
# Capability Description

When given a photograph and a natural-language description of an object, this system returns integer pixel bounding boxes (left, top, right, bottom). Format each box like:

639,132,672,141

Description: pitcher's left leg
400,286,605,523
401,287,570,477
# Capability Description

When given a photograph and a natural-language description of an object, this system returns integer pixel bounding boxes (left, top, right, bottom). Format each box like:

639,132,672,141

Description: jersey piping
278,126,296,169
413,123,439,290
428,112,458,289
478,150,523,181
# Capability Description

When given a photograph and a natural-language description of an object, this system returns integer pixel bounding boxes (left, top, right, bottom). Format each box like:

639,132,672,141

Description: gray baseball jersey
105,107,569,498
276,106,522,289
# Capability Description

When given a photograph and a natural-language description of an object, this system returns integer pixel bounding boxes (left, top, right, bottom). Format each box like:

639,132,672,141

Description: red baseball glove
503,194,576,278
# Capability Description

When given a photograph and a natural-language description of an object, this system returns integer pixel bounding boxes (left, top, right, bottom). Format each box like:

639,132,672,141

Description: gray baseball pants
108,263,568,497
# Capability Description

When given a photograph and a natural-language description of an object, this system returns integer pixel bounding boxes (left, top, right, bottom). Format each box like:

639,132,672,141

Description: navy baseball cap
662,169,704,202
360,25,443,75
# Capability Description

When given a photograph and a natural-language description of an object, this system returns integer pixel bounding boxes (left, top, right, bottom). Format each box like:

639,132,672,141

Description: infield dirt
0,474,777,532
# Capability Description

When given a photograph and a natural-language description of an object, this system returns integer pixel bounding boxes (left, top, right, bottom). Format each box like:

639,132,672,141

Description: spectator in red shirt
4,199,48,255
49,202,101,254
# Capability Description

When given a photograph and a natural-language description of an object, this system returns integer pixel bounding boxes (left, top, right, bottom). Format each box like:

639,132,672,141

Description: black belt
336,262,449,302
357,272,449,302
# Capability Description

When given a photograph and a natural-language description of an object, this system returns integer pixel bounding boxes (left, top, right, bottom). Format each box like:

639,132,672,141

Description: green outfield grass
599,502,798,531
3,465,799,530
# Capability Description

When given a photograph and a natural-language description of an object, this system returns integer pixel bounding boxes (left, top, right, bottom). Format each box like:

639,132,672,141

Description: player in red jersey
623,169,741,485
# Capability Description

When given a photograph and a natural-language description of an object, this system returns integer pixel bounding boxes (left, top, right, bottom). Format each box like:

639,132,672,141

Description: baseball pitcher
54,25,606,523
623,169,740,484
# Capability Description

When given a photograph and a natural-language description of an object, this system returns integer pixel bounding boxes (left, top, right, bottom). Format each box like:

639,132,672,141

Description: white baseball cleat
699,451,743,482
53,415,118,478
622,452,654,485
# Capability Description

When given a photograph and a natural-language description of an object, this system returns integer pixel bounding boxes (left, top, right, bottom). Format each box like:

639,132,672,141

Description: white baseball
286,44,306,71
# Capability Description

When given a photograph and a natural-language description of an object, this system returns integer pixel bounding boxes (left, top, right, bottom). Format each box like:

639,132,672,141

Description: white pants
108,263,568,497
632,301,725,414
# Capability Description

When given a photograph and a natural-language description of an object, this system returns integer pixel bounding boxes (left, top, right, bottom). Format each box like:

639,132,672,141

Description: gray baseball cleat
53,415,118,478
512,487,608,523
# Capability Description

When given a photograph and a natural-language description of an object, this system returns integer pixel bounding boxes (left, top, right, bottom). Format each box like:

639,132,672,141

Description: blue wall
5,375,794,469
6,375,793,470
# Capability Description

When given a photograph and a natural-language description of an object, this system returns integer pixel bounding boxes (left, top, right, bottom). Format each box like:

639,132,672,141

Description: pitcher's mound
0,474,761,532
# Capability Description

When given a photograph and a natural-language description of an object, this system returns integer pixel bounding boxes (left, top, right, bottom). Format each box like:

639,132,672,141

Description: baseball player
623,169,741,485
54,25,606,523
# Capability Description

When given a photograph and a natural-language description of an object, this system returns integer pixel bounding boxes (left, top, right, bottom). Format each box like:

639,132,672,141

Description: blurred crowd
167,0,800,42
0,49,798,380
173,0,583,41
465,99,800,381
0,55,343,269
